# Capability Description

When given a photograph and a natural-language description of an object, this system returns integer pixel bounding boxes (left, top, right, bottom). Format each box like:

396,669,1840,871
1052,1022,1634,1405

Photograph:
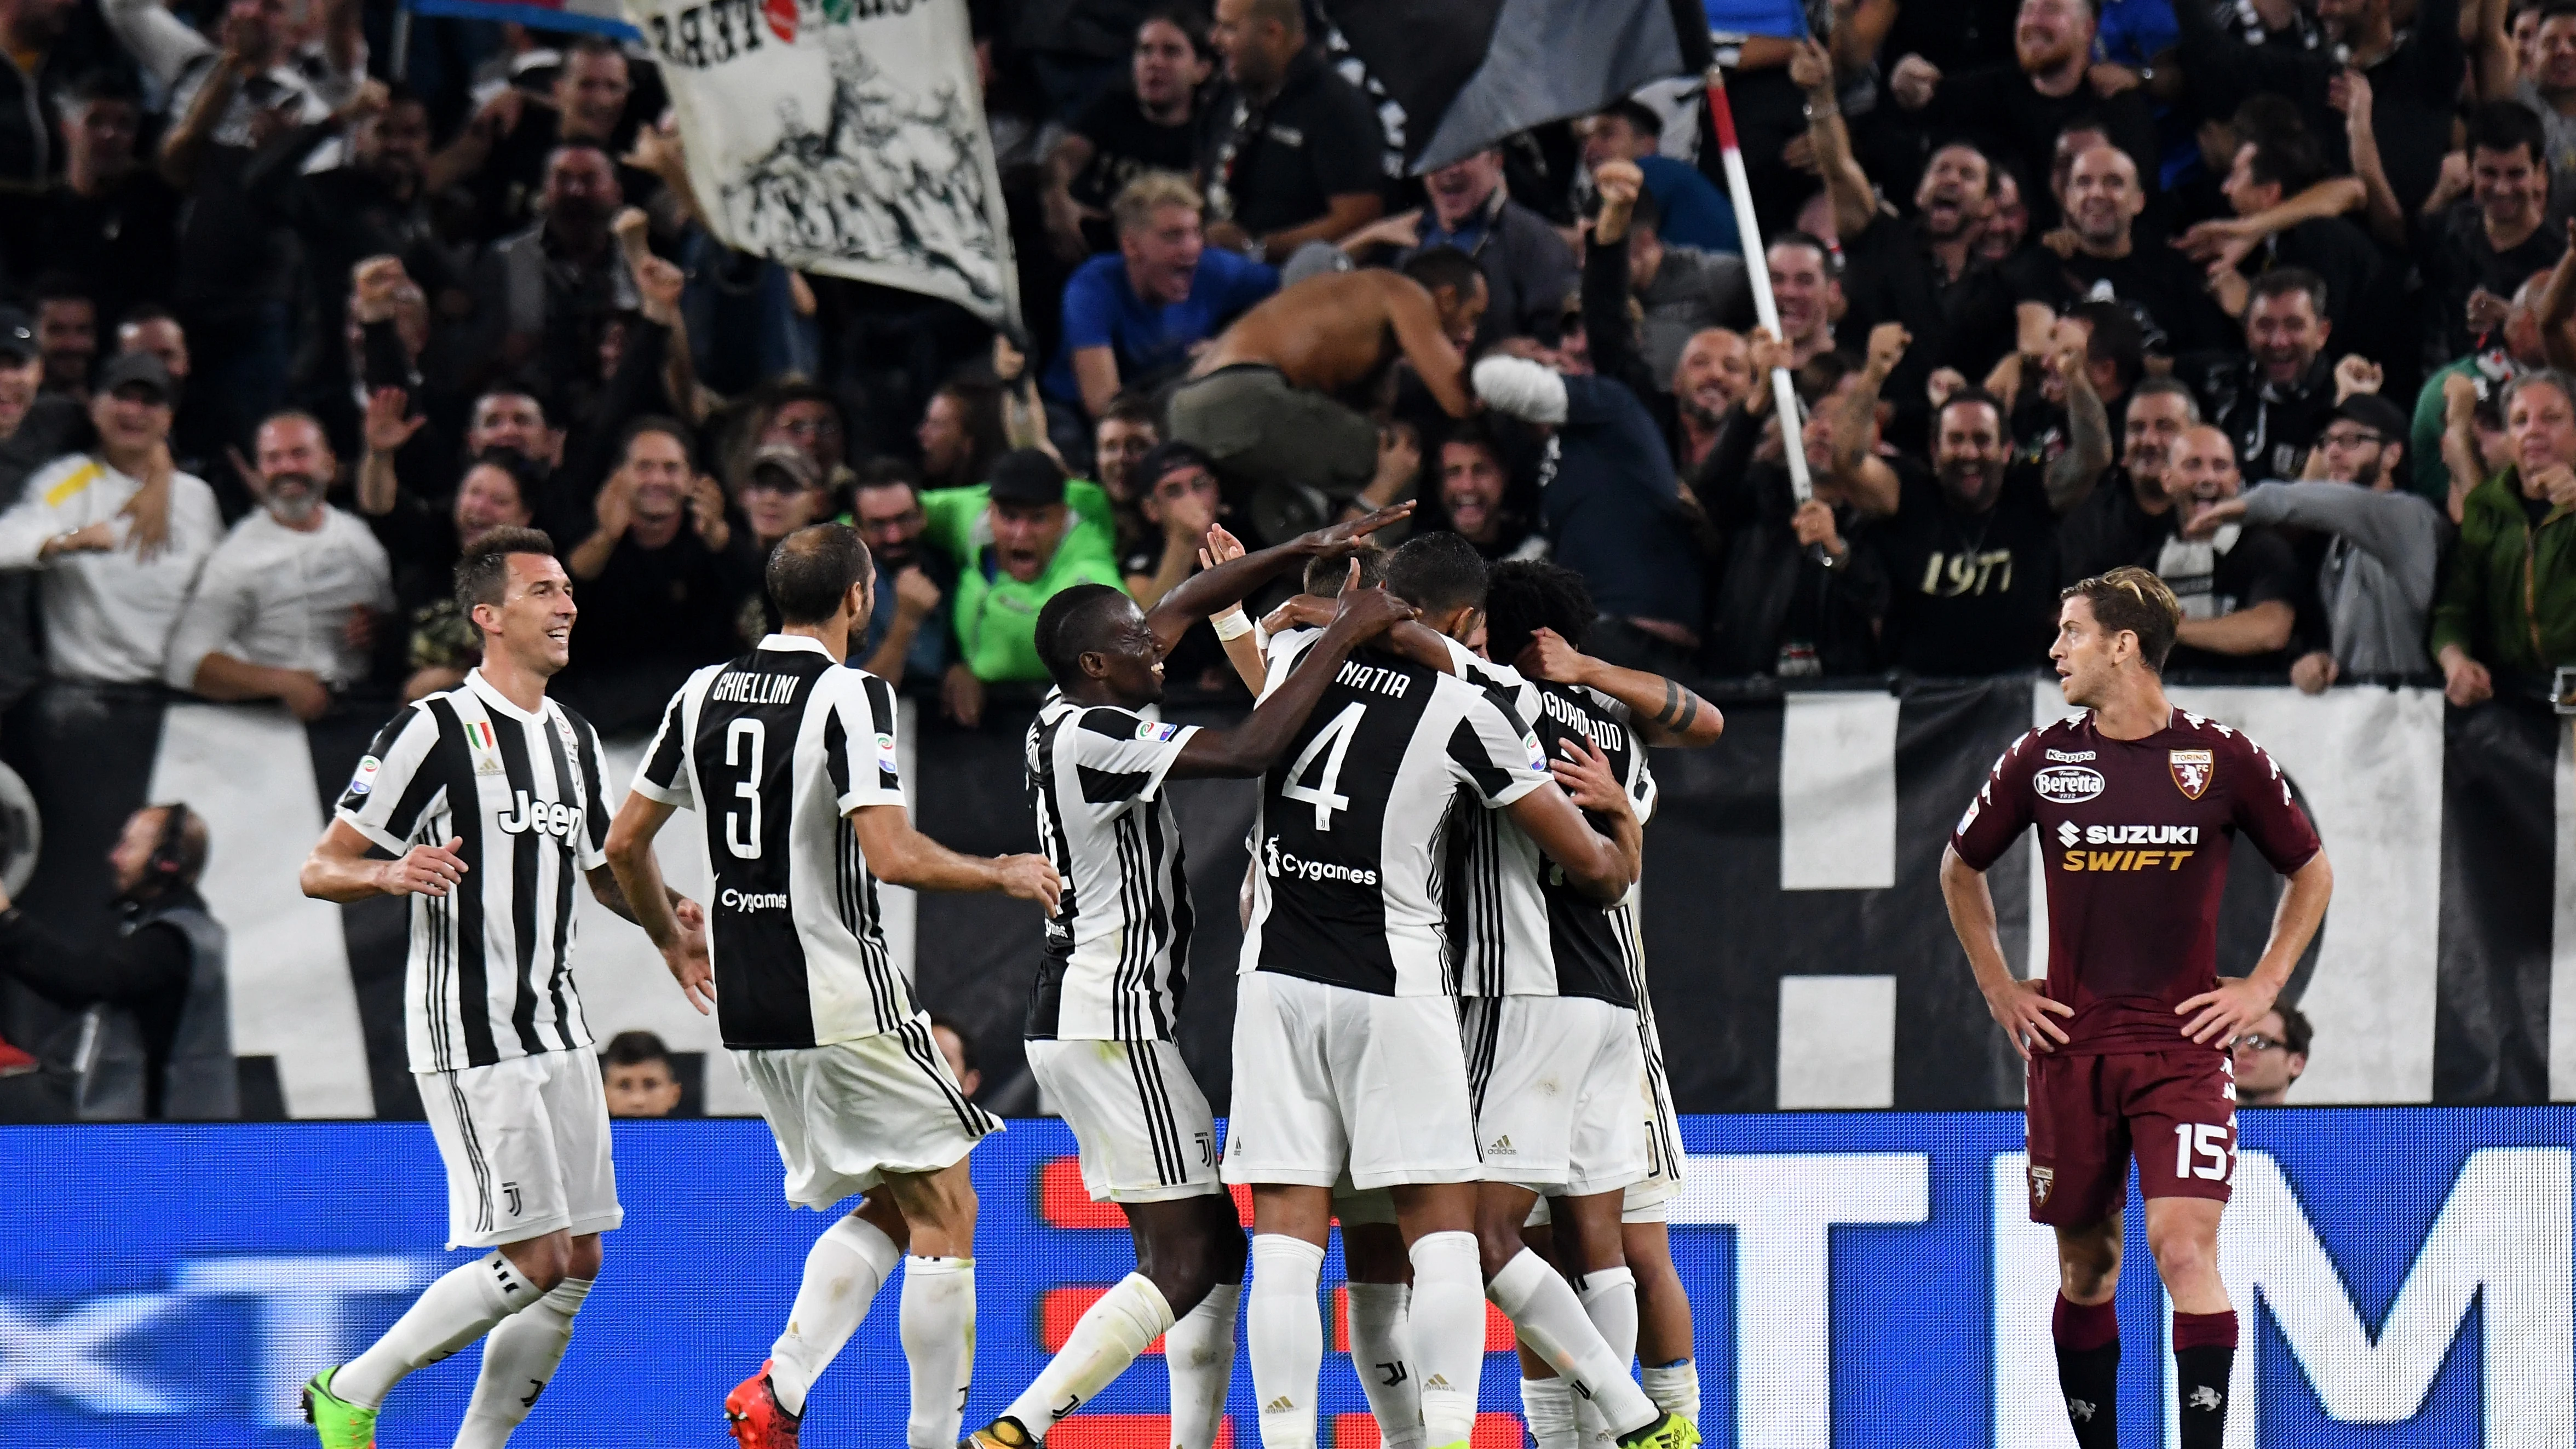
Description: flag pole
1703,60,1812,503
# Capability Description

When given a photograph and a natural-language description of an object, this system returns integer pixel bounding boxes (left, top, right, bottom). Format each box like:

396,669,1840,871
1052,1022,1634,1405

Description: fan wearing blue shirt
1046,173,1281,420
1583,101,1740,256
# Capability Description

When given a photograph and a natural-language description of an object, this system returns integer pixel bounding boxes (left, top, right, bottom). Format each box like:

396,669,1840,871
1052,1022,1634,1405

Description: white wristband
1212,607,1254,641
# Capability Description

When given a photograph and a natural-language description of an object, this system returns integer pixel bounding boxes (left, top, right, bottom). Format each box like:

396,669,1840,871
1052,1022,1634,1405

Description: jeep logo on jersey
2171,749,2216,800
495,791,583,842
720,888,790,911
2032,764,2106,803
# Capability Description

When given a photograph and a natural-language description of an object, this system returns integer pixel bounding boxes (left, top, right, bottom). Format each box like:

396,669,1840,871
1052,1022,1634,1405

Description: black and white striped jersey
629,635,911,1051
1241,630,1551,997
1024,694,1200,1042
336,670,613,1074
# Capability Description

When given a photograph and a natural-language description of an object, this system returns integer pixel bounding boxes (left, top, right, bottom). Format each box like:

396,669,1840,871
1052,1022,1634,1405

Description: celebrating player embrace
1941,567,2333,1449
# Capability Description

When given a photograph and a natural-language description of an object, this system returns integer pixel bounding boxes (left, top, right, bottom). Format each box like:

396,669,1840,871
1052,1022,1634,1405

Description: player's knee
2057,1223,2122,1301
2146,1218,2216,1284
1473,1216,1528,1279
503,1234,571,1292
565,1233,603,1282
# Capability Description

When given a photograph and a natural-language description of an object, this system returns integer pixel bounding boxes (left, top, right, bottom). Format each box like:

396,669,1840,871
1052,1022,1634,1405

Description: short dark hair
1304,542,1386,594
1439,415,1508,465
2061,565,2181,672
2128,374,2202,422
1134,439,1216,495
66,67,140,106
454,526,559,620
617,413,695,464
1598,98,1663,138
116,301,179,332
2274,1003,2314,1058
852,456,924,496
1484,560,1596,666
1383,531,1489,614
1936,386,2013,439
1099,392,1162,434
2246,267,2328,318
2068,300,2145,392
30,272,91,308
1138,5,1211,55
2467,100,2549,166
545,136,617,174
1401,246,1485,303
1034,583,1130,687
602,1029,672,1070
565,33,628,65
474,381,551,423
464,447,548,508
767,522,873,625
2239,133,2322,194
1767,229,1839,279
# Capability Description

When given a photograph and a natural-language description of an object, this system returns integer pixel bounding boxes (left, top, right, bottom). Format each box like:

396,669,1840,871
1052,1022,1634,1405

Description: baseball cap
96,351,173,402
0,308,32,364
2327,394,2407,441
741,442,821,494
986,447,1067,507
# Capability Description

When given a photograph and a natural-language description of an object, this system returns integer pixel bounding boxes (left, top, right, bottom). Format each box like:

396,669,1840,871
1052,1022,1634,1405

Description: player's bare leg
976,1192,1247,1449
1340,1220,1424,1449
1623,1224,1698,1433
2146,1197,2236,1448
1472,1184,1689,1449
2050,1215,2123,1449
312,1226,589,1448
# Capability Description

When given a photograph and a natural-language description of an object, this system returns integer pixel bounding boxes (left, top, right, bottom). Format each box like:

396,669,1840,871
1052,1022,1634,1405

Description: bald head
2065,145,2143,250
2163,424,2241,508
767,522,873,624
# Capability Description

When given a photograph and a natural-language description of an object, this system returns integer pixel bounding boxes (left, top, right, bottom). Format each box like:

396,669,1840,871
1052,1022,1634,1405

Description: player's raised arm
1144,503,1414,651
850,804,1062,914
1940,844,2073,1060
1514,627,1724,748
1175,577,1416,779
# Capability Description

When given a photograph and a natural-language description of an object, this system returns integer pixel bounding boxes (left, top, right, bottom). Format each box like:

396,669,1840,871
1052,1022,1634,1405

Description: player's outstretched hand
663,899,716,1016
1325,578,1417,642
1983,978,2073,1060
997,853,1065,916
1549,737,1629,816
380,836,468,897
2176,976,2275,1046
1302,501,1416,557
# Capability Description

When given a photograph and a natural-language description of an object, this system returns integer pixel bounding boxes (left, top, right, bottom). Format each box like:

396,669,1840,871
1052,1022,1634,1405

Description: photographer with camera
0,802,235,1121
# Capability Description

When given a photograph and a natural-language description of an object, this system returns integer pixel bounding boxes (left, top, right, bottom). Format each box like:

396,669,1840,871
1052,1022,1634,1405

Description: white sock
336,1251,540,1409
1640,1362,1698,1431
1166,1281,1241,1449
1247,1235,1326,1449
1572,1269,1638,1449
771,1214,901,1416
902,1256,977,1449
453,1276,591,1447
1520,1375,1579,1449
1404,1231,1484,1449
1004,1273,1174,1435
1485,1251,1658,1438
1344,1282,1422,1449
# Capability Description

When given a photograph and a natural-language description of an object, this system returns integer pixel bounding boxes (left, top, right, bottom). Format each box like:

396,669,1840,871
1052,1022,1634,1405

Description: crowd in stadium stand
2,0,2574,744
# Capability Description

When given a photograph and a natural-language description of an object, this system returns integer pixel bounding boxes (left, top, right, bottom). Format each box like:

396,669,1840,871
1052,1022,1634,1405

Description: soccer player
1227,533,1695,1449
1941,566,2333,1449
1477,561,1723,1448
601,524,1063,1449
297,527,688,1449
961,505,1415,1449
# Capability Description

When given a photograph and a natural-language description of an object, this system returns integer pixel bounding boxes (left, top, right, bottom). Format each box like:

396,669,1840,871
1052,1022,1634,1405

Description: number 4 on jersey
1280,703,1367,831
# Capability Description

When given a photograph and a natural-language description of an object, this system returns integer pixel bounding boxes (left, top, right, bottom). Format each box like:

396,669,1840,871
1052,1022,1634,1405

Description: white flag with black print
623,0,1020,324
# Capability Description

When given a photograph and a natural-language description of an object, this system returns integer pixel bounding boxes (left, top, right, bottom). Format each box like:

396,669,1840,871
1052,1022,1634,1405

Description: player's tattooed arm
1515,628,1724,748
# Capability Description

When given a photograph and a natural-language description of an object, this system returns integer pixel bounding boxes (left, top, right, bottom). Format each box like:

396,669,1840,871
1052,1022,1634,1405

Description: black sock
2175,1344,2235,1448
2054,1341,2119,1449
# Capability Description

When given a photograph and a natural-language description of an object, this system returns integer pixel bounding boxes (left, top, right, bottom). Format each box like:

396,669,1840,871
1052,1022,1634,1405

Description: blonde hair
1111,171,1204,236
2061,565,2182,671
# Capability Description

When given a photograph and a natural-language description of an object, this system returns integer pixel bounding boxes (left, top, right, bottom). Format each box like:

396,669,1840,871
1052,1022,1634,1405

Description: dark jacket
2431,467,2576,686
1696,403,1889,677
1398,186,1578,350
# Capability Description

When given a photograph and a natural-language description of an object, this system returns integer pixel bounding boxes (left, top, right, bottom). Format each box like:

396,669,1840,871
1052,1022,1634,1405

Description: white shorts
735,1014,1002,1210
1624,1007,1684,1221
419,1048,622,1251
1222,971,1481,1191
1462,994,1647,1196
1028,1036,1222,1203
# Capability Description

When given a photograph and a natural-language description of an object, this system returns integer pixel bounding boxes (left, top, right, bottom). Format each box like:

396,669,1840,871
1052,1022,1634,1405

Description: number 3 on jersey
726,718,763,858
1281,703,1366,830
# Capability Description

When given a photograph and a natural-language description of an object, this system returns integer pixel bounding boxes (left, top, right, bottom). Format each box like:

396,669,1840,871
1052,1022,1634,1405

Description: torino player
1940,567,2332,1449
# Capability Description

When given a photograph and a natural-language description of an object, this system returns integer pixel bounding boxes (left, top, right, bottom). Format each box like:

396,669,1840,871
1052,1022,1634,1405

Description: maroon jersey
1950,707,2321,1054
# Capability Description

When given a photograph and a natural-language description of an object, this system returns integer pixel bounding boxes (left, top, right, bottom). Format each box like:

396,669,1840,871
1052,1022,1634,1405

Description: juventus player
1477,562,1722,1449
602,525,1062,1449
297,528,685,1449
1226,534,1694,1449
961,507,1415,1449
1942,568,2332,1449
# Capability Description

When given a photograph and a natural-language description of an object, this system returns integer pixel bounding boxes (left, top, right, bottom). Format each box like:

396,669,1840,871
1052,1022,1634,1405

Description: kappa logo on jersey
345,754,381,797
1134,720,1180,744
2171,748,2216,800
495,790,584,842
2044,749,2096,763
2033,764,2107,803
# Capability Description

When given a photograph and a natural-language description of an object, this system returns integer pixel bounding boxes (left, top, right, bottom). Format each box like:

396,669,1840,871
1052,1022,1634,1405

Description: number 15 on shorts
2174,1122,2233,1182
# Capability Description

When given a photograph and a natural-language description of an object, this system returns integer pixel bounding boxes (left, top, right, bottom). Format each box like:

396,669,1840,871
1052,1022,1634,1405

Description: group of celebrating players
287,492,2328,1449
